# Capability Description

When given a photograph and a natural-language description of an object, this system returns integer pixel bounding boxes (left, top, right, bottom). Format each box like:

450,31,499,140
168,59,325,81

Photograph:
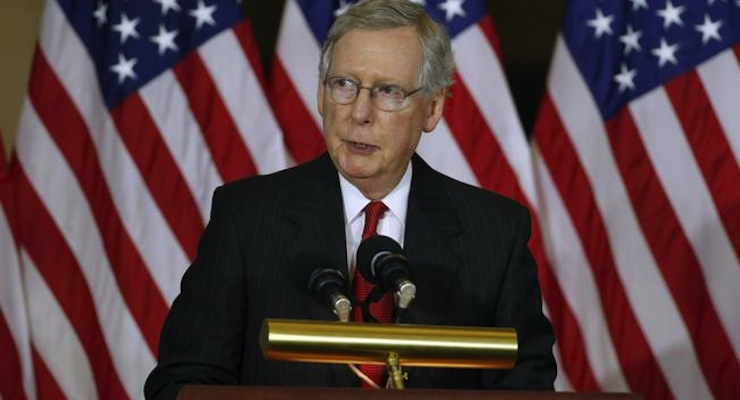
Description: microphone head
357,235,409,290
291,253,348,306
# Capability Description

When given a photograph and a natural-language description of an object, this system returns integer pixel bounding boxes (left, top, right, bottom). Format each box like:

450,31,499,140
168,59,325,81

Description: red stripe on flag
32,348,67,400
477,17,503,60
0,139,26,400
605,107,740,400
232,19,270,95
109,94,204,260
15,167,129,400
28,50,168,354
534,95,675,400
0,310,28,400
443,73,521,198
665,70,740,259
1,158,18,242
172,51,257,182
268,59,326,163
530,220,600,391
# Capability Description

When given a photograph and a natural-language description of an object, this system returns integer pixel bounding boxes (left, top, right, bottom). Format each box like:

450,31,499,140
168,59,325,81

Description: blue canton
564,0,740,119
57,0,243,109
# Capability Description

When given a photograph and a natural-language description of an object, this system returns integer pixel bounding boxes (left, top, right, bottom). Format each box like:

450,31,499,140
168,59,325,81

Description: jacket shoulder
430,166,530,220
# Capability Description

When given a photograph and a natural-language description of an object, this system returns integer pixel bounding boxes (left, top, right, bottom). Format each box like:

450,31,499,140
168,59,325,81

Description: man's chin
338,167,374,182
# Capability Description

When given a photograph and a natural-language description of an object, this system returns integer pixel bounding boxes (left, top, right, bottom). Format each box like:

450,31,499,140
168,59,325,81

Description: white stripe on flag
39,0,191,303
0,198,37,400
139,70,222,224
417,119,479,187
696,49,740,162
16,101,154,400
546,304,574,392
452,26,536,201
629,88,740,356
199,29,292,174
532,145,629,391
276,0,323,127
549,37,713,400
22,249,98,400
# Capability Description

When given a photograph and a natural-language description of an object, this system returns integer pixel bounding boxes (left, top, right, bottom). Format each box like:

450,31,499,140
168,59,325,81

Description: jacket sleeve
144,186,248,400
480,205,557,390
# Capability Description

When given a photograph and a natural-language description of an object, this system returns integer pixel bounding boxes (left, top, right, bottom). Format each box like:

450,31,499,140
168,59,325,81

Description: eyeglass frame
322,76,424,111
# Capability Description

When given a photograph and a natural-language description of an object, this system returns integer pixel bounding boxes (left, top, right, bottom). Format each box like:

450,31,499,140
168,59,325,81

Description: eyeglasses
323,76,423,111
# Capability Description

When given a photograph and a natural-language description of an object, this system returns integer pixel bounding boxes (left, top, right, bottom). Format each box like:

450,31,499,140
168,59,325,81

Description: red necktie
352,201,393,387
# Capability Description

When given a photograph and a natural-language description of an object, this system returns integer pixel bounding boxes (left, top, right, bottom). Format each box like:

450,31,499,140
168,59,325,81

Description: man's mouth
345,140,378,153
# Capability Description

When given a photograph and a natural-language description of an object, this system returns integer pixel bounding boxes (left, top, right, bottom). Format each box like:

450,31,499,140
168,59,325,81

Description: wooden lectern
177,385,643,400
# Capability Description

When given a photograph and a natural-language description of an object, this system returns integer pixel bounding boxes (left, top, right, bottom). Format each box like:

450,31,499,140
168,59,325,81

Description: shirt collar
338,162,412,226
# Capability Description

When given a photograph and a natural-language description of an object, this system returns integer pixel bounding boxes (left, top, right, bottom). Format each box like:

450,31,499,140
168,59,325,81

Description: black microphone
292,255,352,322
356,235,416,317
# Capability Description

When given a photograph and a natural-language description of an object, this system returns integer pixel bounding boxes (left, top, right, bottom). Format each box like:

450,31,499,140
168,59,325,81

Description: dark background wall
242,1,567,135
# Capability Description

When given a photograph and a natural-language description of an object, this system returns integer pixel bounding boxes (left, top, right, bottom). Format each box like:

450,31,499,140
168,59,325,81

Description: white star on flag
438,0,467,22
189,0,217,30
651,38,679,67
153,0,181,16
112,13,141,44
695,14,723,44
110,53,137,83
628,0,649,11
587,8,614,38
93,2,107,27
150,25,179,55
613,63,637,92
619,25,642,54
656,0,685,29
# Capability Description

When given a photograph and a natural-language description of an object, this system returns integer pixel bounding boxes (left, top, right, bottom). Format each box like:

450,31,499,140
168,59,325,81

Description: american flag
3,0,290,399
532,0,740,399
4,0,739,400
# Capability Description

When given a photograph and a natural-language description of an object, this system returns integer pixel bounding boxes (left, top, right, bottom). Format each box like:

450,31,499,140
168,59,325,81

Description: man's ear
317,81,325,117
422,89,447,133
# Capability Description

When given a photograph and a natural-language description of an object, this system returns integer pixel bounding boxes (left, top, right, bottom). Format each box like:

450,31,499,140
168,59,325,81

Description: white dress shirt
338,163,412,280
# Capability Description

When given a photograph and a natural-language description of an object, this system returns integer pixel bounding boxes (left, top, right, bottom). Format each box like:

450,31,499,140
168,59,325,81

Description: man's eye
376,85,404,99
335,78,355,88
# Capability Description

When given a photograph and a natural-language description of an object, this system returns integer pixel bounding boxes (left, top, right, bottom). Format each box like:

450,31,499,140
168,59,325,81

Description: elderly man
144,0,555,398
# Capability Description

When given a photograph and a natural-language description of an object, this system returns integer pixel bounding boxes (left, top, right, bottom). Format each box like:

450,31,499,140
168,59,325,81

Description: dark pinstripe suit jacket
145,153,556,400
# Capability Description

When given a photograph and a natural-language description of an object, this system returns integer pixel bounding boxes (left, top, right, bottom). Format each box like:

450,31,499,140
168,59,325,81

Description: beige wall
1,0,43,158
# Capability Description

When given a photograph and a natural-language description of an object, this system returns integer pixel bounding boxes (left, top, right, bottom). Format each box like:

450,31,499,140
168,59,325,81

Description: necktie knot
362,201,388,240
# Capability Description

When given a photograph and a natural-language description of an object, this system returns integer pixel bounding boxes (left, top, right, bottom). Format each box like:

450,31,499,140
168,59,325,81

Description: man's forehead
335,26,419,48
332,27,421,61
330,27,423,83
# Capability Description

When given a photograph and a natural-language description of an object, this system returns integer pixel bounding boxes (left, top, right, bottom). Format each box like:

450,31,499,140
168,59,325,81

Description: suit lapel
282,154,357,386
402,155,463,326
283,154,348,319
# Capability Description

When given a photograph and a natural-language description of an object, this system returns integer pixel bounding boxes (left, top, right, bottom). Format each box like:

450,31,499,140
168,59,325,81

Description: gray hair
319,0,454,95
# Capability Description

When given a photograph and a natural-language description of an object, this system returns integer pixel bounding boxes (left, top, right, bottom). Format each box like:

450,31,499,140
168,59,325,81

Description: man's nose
351,88,374,124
